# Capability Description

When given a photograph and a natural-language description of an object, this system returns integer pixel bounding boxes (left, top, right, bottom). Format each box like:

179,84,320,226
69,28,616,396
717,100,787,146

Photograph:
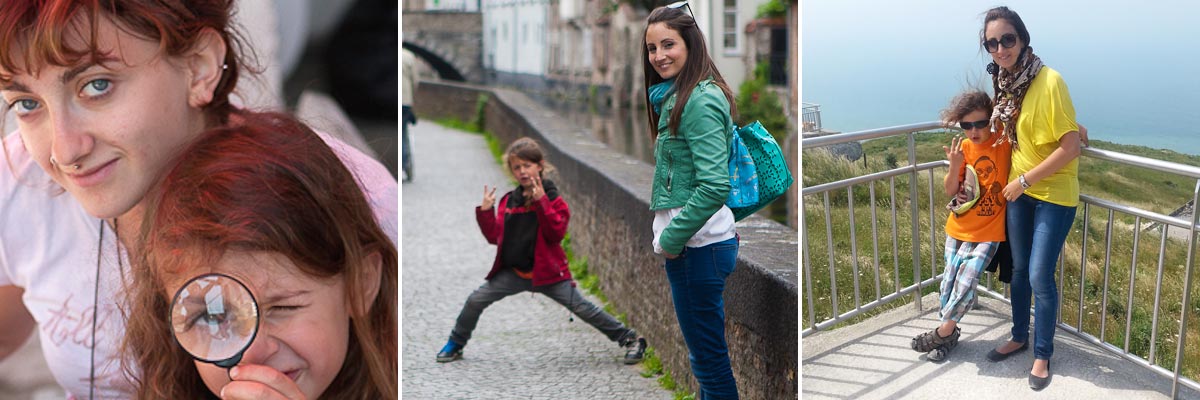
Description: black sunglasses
666,1,695,20
959,119,990,130
983,33,1018,53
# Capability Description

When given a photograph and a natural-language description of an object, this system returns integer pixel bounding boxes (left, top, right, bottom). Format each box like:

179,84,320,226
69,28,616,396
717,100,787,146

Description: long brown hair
641,5,736,138
123,112,398,399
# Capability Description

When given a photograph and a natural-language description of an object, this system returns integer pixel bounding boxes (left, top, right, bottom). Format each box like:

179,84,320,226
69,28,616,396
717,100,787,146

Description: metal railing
801,103,822,132
801,122,1200,399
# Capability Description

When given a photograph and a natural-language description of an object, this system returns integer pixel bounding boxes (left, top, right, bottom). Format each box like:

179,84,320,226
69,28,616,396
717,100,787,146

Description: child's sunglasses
983,33,1018,53
959,119,990,130
666,1,695,21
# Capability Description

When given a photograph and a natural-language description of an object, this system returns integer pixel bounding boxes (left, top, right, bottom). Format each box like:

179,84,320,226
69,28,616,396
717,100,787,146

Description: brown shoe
910,327,959,353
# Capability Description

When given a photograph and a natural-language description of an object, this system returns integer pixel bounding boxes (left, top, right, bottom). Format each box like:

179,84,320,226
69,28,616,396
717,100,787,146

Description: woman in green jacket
642,4,739,399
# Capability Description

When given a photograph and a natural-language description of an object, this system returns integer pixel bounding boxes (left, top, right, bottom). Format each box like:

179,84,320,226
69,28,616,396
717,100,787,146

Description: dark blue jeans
665,236,739,400
1006,194,1077,360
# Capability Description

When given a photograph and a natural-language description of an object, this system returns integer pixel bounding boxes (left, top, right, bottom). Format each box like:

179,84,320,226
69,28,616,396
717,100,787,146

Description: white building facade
482,0,549,77
692,0,766,92
423,0,479,12
479,0,769,94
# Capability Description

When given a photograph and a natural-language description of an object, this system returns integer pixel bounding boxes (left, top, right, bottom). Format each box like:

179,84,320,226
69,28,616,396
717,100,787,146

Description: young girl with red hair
127,111,396,399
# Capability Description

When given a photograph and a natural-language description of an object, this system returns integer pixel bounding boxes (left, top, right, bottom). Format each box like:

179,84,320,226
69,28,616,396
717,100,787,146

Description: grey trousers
450,268,634,346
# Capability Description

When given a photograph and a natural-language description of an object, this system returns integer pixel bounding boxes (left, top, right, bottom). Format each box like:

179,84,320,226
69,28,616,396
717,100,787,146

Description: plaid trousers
939,237,1000,323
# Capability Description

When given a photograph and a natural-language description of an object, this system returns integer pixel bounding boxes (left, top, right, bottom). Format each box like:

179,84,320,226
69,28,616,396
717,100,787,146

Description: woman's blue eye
81,79,111,97
9,99,40,115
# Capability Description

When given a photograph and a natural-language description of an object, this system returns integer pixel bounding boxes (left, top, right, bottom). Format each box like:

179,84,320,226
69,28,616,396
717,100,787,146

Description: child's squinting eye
269,305,305,314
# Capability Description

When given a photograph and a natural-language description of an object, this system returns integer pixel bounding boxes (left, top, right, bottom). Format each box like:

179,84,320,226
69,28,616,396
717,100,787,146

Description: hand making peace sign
481,185,498,210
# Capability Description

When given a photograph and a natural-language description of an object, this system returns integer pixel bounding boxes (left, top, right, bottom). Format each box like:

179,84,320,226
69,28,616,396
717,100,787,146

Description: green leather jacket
650,78,733,255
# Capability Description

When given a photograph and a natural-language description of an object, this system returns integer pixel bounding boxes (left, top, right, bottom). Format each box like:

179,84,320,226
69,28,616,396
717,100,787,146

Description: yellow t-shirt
946,136,1011,243
1008,66,1079,207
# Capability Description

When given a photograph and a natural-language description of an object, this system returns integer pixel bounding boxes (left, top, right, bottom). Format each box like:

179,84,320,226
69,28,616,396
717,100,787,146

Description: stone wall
401,11,483,82
415,81,798,399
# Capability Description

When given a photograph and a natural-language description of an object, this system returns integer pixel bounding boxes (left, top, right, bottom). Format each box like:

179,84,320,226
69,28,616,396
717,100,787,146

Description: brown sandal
911,326,960,353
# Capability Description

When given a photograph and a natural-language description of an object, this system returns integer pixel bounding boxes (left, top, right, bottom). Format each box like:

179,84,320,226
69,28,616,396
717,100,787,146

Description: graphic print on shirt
41,292,131,395
972,156,1002,217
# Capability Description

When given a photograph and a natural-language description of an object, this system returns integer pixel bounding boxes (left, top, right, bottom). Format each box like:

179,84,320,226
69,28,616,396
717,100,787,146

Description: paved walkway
803,293,1200,400
400,121,672,399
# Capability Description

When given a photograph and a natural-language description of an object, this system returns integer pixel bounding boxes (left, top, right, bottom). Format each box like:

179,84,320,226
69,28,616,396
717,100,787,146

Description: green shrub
756,0,787,18
735,62,789,144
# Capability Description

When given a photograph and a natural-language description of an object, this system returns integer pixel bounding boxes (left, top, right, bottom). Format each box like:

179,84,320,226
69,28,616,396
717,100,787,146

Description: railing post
908,133,922,310
1171,182,1200,399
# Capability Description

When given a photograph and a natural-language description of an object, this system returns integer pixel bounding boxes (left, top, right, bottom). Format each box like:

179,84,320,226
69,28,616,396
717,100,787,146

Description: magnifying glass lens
170,274,259,365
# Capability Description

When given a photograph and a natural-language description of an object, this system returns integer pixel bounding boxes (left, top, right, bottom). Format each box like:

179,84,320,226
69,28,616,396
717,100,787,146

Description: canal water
554,102,655,166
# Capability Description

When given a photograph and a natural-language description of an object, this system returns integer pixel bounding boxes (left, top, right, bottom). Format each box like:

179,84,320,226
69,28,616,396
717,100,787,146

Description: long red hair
123,111,397,399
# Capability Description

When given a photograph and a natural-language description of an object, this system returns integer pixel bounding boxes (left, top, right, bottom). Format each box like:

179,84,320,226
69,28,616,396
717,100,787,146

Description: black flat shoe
986,341,1028,362
1029,363,1052,391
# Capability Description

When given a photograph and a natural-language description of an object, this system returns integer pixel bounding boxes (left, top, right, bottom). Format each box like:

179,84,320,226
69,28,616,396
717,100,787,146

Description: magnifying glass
170,273,260,369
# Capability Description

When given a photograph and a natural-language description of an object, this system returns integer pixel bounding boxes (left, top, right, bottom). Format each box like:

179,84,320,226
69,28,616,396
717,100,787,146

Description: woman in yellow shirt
978,6,1083,391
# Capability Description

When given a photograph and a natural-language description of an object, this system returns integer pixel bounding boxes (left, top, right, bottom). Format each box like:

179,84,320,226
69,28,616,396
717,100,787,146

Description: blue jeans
664,236,739,400
1007,194,1076,360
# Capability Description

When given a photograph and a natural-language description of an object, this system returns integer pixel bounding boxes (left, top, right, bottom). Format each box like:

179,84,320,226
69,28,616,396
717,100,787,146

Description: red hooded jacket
475,182,573,287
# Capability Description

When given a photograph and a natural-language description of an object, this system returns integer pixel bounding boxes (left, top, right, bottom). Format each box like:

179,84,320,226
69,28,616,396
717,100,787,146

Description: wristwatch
1018,174,1031,189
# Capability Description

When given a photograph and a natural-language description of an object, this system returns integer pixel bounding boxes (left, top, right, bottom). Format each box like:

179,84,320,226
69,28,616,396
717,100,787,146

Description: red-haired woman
0,1,397,397
127,111,396,399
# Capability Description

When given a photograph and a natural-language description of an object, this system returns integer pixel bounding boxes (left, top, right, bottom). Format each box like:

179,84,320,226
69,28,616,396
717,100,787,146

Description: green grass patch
434,117,478,134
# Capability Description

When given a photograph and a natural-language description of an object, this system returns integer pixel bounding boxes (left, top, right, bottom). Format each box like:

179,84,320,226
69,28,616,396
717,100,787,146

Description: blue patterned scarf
649,79,676,115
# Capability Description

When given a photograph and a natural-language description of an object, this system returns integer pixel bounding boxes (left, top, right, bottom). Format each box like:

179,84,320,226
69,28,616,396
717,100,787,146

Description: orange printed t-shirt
945,135,1011,243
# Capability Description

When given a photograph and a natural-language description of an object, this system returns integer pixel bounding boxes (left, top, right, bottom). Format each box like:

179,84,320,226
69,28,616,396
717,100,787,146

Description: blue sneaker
436,340,463,363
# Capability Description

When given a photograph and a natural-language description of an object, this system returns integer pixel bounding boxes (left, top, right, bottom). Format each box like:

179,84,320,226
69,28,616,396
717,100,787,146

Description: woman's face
645,22,689,80
0,16,212,219
984,19,1025,71
170,251,351,399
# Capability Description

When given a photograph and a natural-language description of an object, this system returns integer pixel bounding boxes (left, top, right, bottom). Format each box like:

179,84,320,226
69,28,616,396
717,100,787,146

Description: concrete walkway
803,293,1200,399
400,121,673,399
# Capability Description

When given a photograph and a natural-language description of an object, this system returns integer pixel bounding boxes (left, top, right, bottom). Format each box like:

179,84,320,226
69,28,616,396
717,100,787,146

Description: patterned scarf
649,78,676,115
991,46,1043,150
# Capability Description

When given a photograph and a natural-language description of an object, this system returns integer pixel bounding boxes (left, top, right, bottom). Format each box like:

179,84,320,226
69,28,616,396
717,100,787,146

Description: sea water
803,0,1200,155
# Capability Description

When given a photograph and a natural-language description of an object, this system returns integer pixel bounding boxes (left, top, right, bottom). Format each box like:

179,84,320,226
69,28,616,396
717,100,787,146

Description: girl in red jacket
437,137,647,364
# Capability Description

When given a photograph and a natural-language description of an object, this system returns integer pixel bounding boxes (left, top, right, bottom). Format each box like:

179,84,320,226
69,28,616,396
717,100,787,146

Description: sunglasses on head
959,119,990,130
983,33,1018,53
666,1,695,20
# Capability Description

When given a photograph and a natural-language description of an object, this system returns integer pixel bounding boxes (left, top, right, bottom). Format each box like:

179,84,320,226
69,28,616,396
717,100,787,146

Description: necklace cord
90,221,103,400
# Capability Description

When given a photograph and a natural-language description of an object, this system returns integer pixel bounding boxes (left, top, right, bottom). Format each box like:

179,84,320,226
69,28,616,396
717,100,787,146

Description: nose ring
49,156,81,171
